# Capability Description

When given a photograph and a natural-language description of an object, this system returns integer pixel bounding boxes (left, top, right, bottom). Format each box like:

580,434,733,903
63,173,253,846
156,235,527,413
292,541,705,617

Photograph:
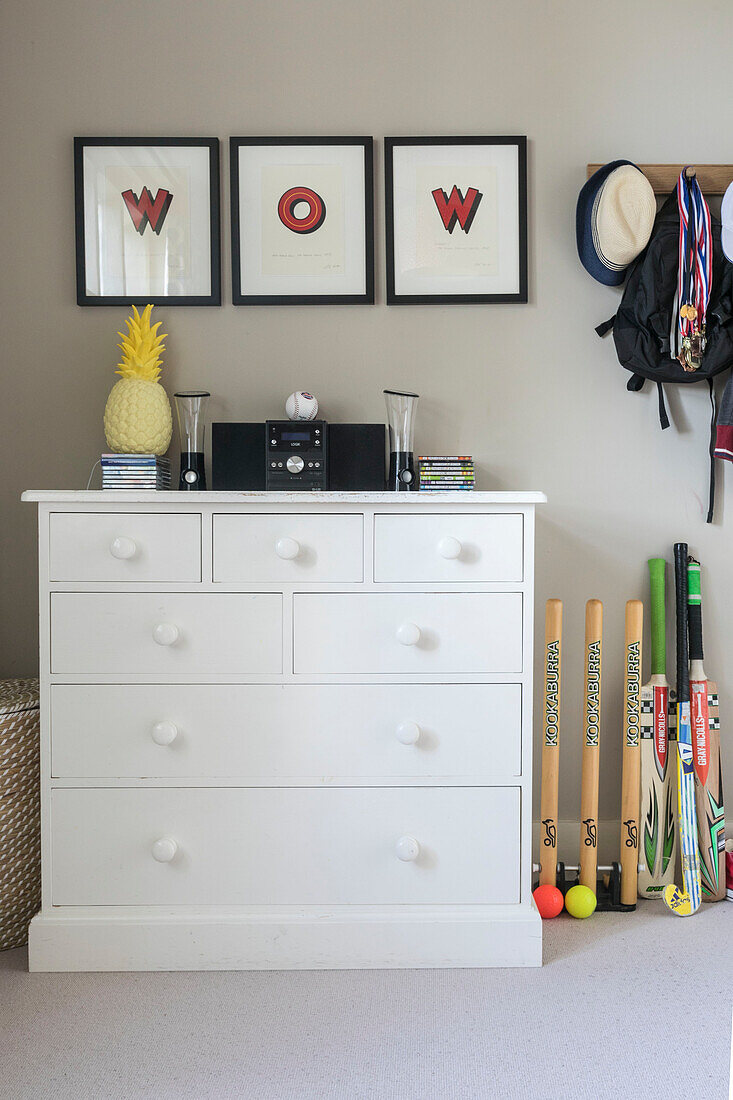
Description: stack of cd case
418,456,475,491
101,454,172,490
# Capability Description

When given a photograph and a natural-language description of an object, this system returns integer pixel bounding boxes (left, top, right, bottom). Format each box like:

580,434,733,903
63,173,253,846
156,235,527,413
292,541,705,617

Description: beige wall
2,0,732,824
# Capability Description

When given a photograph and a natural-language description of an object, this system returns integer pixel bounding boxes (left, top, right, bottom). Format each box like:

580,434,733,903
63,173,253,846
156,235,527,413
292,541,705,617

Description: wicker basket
0,679,40,951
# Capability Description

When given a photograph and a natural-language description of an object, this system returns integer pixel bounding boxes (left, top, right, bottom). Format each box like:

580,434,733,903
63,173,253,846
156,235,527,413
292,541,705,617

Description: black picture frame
74,136,221,306
385,136,528,305
230,136,374,305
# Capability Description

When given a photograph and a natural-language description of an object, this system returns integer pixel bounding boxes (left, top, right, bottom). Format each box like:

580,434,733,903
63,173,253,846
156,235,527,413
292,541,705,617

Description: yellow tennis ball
565,884,597,918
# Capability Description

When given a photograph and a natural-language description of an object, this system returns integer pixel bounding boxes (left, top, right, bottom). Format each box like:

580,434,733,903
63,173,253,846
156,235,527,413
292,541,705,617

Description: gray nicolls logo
625,642,640,747
623,819,638,848
582,819,597,848
544,640,560,746
542,819,557,848
585,641,601,746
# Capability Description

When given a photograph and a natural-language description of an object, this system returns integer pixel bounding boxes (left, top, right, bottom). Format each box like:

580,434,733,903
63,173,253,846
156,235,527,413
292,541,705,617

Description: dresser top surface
22,490,546,505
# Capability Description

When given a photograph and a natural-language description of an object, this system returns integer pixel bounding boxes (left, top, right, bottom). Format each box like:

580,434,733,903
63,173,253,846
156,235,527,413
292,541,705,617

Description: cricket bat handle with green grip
638,558,676,897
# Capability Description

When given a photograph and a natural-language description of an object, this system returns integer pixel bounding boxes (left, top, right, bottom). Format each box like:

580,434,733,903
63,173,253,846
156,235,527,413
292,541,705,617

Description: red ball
533,884,564,919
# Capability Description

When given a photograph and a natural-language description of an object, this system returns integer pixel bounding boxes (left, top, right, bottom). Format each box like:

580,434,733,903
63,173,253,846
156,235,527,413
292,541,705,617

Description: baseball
285,391,319,421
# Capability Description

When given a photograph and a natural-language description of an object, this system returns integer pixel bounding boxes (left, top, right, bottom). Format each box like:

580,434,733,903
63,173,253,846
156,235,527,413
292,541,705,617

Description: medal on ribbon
675,169,713,372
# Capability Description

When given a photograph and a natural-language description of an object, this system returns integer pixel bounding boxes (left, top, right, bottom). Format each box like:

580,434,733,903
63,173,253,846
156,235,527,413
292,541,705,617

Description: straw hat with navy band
576,160,657,285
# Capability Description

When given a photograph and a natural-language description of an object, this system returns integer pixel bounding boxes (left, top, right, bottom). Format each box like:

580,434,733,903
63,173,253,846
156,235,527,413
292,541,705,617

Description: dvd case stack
418,456,475,491
101,454,172,490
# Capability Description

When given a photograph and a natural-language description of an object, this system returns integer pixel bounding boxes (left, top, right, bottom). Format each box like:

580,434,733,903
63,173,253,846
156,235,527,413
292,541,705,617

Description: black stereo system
265,420,328,490
212,422,386,491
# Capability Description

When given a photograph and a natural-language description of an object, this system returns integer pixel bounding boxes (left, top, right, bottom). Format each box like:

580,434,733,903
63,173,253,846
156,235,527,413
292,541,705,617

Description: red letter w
431,186,482,234
121,188,174,235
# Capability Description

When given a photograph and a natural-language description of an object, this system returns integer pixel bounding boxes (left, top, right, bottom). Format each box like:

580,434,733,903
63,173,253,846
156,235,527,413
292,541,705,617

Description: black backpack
597,189,733,521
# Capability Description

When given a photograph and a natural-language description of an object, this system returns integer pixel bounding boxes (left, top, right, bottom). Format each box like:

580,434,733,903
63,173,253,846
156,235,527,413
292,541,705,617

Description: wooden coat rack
586,164,733,194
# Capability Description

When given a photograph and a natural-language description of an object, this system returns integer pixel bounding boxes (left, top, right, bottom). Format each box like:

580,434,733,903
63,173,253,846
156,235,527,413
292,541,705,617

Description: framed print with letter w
385,136,527,304
231,137,374,305
74,137,221,306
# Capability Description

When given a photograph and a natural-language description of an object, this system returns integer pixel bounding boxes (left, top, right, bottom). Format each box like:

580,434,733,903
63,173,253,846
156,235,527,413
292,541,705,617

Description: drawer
374,513,523,583
51,786,520,905
50,683,522,779
213,513,363,583
50,593,282,676
294,593,522,675
49,512,201,583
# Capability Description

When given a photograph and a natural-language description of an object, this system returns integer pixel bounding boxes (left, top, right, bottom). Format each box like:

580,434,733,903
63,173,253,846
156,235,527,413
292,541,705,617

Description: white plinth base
28,905,542,971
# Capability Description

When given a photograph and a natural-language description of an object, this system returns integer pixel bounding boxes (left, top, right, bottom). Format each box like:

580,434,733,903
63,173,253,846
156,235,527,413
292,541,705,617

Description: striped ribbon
675,169,713,358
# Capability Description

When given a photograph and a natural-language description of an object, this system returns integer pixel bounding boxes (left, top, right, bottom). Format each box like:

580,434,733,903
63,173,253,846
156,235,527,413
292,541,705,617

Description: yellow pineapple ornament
104,304,173,454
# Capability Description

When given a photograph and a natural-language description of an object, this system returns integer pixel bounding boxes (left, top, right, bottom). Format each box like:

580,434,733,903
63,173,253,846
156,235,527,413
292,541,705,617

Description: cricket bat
620,600,642,905
539,599,562,886
688,558,726,901
663,543,702,916
638,558,676,898
579,599,602,892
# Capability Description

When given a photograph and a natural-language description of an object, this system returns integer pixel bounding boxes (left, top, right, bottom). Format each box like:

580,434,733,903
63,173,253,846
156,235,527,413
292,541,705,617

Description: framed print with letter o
385,136,527,304
74,137,221,306
231,137,374,305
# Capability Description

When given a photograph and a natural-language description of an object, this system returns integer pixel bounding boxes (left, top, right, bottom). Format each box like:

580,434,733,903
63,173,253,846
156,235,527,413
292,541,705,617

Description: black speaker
328,423,386,490
212,422,386,491
212,423,265,490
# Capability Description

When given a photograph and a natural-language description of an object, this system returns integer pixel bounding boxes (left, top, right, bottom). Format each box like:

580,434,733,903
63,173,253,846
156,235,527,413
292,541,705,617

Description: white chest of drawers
23,490,545,971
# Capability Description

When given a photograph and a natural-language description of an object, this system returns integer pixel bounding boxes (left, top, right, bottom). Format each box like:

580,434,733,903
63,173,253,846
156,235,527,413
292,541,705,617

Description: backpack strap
624,375,670,428
595,316,616,338
707,377,717,524
656,382,670,430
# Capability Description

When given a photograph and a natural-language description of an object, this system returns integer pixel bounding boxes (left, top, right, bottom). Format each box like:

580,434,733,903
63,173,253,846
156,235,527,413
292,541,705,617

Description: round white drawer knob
396,622,421,647
151,721,178,746
152,622,179,647
110,536,136,560
151,837,178,863
395,835,420,862
275,537,300,560
396,721,421,745
437,536,462,560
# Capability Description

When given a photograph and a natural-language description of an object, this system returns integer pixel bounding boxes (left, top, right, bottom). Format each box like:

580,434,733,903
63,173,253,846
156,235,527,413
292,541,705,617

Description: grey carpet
1,904,731,1100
